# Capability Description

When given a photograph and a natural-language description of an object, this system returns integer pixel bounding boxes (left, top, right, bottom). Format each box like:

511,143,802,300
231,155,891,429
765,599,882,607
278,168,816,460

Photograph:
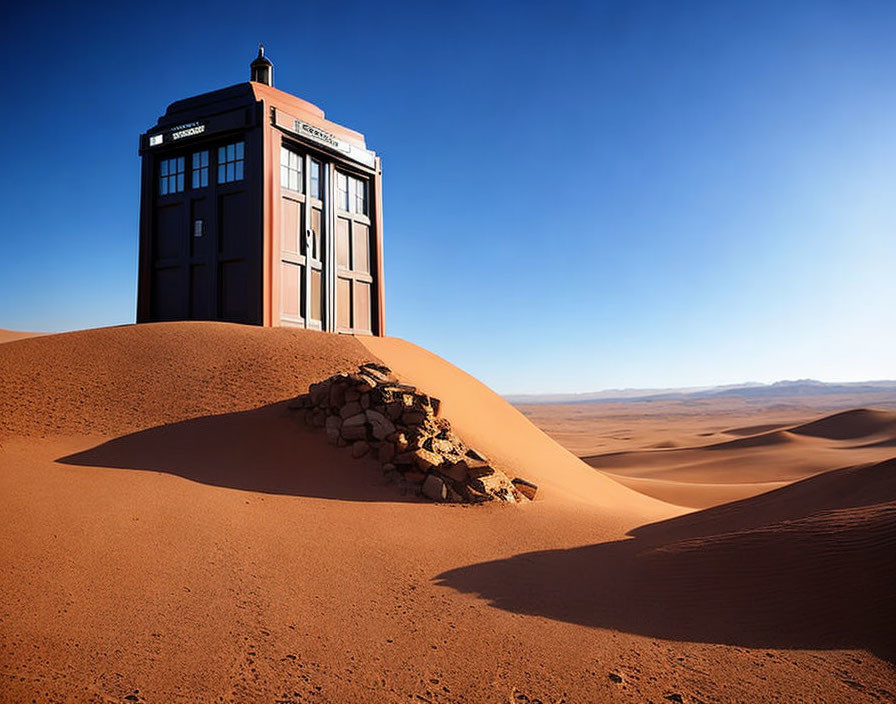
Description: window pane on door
354,177,367,215
337,172,349,211
310,159,321,199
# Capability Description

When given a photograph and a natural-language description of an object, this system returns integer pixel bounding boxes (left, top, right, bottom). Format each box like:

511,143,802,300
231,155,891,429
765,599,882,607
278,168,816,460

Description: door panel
190,264,210,319
310,269,323,321
337,278,351,329
219,192,248,257
280,261,302,318
155,204,184,260
334,170,374,333
219,260,248,321
151,267,185,320
336,217,351,268
352,222,370,274
354,281,371,334
281,197,301,254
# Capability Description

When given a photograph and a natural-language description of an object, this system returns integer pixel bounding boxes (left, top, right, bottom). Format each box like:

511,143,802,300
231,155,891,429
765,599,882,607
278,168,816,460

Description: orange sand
0,328,44,344
521,401,896,508
1,322,893,703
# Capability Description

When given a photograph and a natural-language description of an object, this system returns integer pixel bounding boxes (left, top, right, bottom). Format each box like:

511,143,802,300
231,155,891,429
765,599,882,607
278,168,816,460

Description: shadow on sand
58,408,895,657
57,401,411,502
435,461,896,658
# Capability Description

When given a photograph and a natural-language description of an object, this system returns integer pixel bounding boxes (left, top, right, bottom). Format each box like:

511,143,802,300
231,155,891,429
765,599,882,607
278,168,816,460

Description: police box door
279,146,324,328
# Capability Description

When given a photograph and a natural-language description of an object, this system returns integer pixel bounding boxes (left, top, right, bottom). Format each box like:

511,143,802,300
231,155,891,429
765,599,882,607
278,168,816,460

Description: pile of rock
288,362,536,503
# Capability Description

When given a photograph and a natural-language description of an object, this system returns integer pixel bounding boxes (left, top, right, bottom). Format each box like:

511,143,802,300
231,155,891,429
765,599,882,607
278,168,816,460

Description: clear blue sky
1,1,894,393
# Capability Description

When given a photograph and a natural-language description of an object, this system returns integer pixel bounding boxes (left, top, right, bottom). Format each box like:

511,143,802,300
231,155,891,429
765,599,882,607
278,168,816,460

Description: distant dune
0,328,45,344
579,408,896,508
1,322,894,703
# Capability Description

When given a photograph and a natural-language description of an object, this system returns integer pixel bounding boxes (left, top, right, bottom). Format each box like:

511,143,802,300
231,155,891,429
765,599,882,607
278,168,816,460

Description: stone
339,401,362,419
463,483,489,502
312,409,326,427
413,448,443,472
402,408,427,426
474,471,517,501
608,673,623,684
429,397,441,416
403,471,427,484
395,433,409,452
394,451,416,466
383,469,401,484
309,382,329,406
378,442,395,464
328,381,347,409
382,383,417,394
351,440,370,458
325,416,343,445
385,401,404,420
365,410,395,441
422,474,447,501
441,462,469,482
381,463,396,473
462,459,494,478
341,413,368,441
303,409,315,426
287,394,312,410
359,392,370,409
465,447,487,462
511,477,538,501
351,372,377,390
345,389,360,403
360,362,396,383
433,439,454,455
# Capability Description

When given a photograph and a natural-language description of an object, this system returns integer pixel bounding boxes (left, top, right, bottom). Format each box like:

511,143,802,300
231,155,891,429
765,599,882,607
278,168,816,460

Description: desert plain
1,322,894,703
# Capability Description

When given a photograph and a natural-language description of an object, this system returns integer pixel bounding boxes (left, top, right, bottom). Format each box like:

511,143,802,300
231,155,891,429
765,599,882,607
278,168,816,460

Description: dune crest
0,328,45,344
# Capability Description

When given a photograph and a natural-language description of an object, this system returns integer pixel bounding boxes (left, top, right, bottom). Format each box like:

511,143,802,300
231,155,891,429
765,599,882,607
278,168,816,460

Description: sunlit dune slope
0,322,372,438
360,335,672,510
790,407,896,442
633,456,896,541
0,328,44,344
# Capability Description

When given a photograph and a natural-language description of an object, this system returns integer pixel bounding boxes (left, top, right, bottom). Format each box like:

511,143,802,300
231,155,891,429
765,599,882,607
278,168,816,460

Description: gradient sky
1,1,894,393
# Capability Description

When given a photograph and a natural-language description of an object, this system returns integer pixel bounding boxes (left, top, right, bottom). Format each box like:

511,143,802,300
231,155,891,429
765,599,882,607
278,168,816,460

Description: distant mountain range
505,379,896,405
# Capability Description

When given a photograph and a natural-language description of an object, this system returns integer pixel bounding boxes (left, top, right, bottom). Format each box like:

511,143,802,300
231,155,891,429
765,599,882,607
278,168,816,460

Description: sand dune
0,328,44,344
580,408,896,508
790,408,896,441
1,322,894,703
0,322,373,437
438,496,896,656
359,335,669,509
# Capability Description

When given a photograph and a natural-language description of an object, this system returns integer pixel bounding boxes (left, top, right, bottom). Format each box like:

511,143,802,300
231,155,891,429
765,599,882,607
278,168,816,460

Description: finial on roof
250,44,274,86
